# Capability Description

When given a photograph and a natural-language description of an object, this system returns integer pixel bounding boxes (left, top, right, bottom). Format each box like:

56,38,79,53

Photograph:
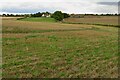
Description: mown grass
19,17,56,23
2,19,118,78
63,17,118,26
18,17,119,27
63,22,120,28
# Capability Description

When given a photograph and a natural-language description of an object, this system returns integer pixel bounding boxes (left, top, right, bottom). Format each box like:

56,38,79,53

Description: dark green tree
51,11,64,21
2,14,6,17
63,13,70,18
31,12,42,17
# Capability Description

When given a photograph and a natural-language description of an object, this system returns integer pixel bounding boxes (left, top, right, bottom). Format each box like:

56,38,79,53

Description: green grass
3,34,118,78
2,19,118,78
19,17,56,23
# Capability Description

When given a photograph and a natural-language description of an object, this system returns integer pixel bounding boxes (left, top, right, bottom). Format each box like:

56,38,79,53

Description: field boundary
62,22,120,28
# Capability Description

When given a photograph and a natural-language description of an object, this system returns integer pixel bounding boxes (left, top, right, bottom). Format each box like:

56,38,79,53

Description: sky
0,0,119,14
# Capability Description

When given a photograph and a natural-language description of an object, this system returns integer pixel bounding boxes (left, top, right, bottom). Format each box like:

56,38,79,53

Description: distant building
42,13,51,17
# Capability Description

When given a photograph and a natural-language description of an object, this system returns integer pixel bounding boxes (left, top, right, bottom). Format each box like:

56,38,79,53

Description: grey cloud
97,2,118,6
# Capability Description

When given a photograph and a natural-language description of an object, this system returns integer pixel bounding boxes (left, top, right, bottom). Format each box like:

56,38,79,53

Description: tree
31,12,42,17
45,11,50,15
63,13,70,18
2,14,6,17
51,11,64,21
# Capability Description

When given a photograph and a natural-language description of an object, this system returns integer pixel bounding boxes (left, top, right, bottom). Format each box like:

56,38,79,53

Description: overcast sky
0,0,119,14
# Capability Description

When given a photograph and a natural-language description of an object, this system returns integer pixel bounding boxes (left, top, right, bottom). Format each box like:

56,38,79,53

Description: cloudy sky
0,0,119,14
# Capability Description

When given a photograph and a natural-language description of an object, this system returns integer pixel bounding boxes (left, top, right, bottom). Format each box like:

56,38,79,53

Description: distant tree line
85,13,119,16
30,11,70,21
1,14,30,17
2,13,120,17
1,11,70,21
1,11,120,21
30,12,50,17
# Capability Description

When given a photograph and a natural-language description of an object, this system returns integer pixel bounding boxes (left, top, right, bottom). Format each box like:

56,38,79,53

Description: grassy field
19,17,56,23
63,16,118,26
2,17,118,78
2,17,22,20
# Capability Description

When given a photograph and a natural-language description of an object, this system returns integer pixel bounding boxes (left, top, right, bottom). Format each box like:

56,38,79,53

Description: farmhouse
42,13,51,17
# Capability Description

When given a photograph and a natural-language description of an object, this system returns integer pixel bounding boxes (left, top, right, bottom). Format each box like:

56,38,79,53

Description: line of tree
2,12,120,17
30,11,70,21
1,14,26,17
31,12,42,17
100,14,119,16
85,14,119,16
31,12,50,17
1,11,120,21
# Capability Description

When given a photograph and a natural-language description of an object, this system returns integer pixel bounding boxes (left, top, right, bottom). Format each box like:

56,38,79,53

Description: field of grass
2,17,22,20
20,17,56,23
63,16,118,26
2,17,118,78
